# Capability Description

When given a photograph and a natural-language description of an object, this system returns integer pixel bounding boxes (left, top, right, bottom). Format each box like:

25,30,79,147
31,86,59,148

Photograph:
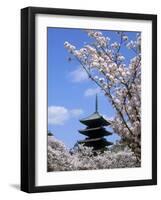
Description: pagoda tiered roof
79,126,112,137
77,94,113,151
78,137,113,149
79,111,111,127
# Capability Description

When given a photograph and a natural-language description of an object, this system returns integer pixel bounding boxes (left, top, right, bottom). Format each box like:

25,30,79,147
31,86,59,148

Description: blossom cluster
64,30,141,161
48,136,139,172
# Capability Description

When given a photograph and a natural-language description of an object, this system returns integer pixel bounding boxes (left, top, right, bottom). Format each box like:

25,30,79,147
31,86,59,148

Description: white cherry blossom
48,136,139,171
64,30,141,163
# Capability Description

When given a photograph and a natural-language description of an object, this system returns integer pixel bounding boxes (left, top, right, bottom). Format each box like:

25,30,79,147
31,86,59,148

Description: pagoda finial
95,94,98,112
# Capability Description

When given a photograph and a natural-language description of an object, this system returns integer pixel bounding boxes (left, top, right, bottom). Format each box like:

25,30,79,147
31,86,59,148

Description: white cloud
48,106,69,125
69,67,88,82
84,87,100,97
48,106,83,125
70,109,84,116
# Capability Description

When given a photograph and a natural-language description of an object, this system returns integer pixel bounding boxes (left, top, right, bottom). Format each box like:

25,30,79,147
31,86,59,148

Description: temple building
78,95,113,151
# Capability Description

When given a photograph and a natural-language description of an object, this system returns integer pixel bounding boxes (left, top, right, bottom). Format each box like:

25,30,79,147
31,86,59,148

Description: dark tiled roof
80,112,111,126
79,126,112,136
78,137,113,145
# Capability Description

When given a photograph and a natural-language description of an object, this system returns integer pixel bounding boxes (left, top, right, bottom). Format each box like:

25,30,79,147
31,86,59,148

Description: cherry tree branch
75,57,134,136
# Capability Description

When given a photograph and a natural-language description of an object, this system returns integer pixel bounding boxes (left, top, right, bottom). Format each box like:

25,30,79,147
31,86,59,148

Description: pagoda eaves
77,95,113,151
79,126,112,137
78,137,113,150
79,112,110,127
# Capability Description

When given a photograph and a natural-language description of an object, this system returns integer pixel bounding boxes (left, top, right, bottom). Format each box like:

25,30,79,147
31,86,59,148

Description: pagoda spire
95,94,98,113
77,95,113,151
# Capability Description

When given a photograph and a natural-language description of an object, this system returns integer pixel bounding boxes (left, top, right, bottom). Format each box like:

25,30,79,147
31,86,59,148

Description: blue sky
47,27,139,149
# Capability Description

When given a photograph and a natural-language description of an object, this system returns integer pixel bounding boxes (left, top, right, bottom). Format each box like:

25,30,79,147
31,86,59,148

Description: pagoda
78,95,113,151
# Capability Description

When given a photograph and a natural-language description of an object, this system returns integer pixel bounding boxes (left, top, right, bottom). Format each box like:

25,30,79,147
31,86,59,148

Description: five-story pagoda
78,95,113,151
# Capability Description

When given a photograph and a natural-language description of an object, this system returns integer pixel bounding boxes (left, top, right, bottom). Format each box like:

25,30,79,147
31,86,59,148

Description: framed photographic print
21,7,157,193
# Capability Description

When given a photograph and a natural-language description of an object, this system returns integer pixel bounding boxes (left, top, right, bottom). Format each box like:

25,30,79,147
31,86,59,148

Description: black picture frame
21,6,157,193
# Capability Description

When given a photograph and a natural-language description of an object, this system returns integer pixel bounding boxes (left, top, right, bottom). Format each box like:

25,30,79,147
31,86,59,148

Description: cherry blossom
64,30,141,163
48,136,139,171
